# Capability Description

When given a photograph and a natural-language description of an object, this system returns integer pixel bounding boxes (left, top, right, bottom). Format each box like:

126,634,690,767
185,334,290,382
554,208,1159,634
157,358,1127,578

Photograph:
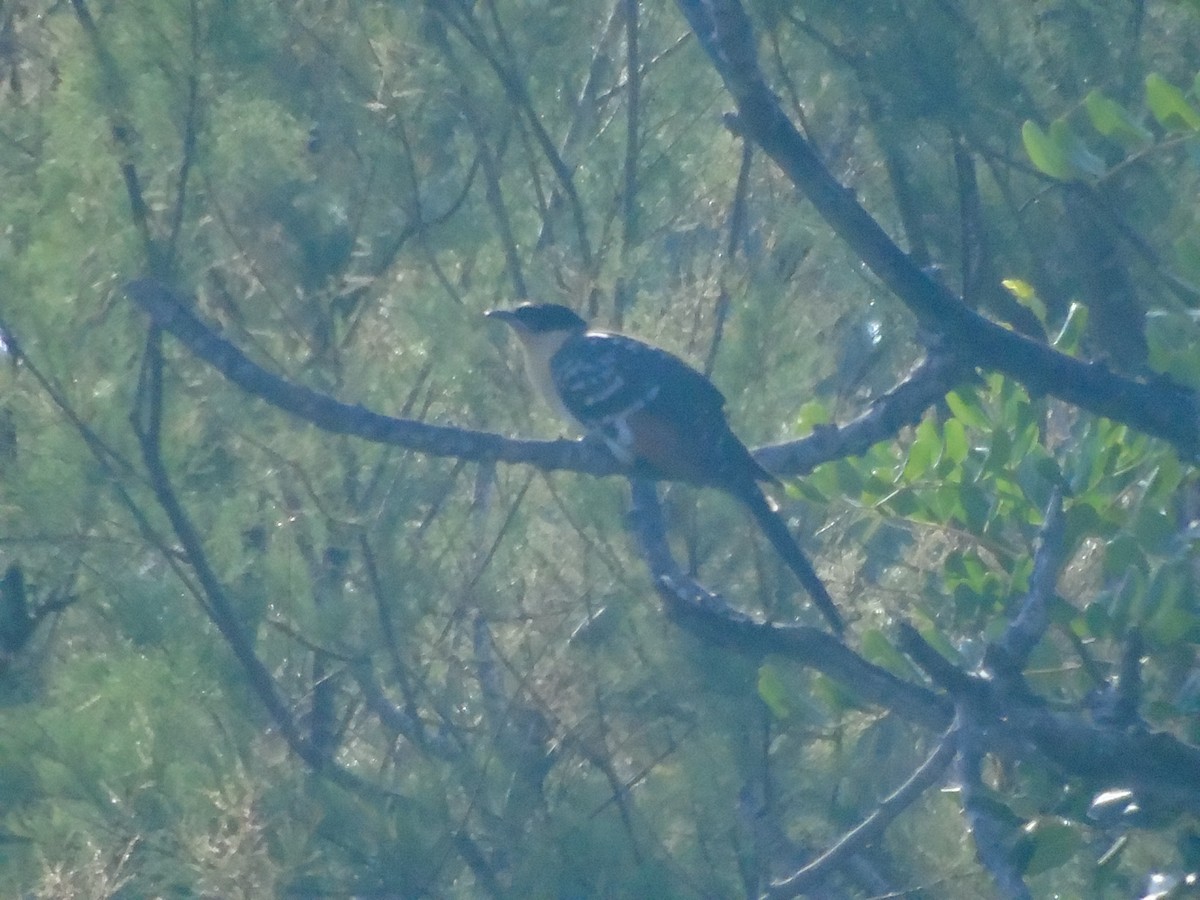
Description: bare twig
989,488,1065,670
165,0,201,269
613,0,641,327
424,22,528,298
535,2,622,251
128,327,320,768
432,1,595,273
70,0,166,274
899,623,1200,803
768,726,958,898
703,140,753,378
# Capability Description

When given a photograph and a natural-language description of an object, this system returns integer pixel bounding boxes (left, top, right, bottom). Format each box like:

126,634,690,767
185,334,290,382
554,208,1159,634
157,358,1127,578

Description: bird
486,302,844,634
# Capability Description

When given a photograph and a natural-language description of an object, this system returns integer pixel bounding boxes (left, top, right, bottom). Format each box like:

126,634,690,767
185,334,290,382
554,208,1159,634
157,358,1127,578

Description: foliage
0,0,1199,897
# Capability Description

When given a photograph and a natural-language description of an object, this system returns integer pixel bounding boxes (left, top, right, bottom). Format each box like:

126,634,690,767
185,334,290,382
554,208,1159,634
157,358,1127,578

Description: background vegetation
1,0,1200,896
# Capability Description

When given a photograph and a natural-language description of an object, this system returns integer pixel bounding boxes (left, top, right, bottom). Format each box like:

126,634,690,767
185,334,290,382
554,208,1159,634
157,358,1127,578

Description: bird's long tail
737,485,845,634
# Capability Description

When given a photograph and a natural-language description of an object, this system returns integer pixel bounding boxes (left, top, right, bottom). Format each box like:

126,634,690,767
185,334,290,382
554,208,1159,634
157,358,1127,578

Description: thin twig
990,488,1065,668
768,726,958,898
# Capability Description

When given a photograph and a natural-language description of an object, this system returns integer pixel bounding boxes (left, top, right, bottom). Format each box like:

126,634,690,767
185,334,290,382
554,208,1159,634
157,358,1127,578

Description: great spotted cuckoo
487,302,844,634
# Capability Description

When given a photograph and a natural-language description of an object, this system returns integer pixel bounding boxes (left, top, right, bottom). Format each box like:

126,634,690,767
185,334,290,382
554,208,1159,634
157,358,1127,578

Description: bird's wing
550,331,726,430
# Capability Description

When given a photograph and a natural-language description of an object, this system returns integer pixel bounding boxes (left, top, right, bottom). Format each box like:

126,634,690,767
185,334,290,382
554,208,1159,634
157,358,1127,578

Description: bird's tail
737,485,845,634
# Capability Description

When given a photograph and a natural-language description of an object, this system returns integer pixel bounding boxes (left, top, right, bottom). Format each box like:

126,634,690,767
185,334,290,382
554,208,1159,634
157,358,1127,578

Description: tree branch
987,488,1065,671
898,624,1200,804
674,0,1200,456
956,704,1033,900
767,726,958,898
756,349,971,476
129,326,320,769
129,277,953,488
627,479,952,730
124,278,622,476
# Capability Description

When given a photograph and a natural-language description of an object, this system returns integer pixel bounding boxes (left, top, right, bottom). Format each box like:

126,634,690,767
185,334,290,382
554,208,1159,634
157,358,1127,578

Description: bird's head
485,303,587,336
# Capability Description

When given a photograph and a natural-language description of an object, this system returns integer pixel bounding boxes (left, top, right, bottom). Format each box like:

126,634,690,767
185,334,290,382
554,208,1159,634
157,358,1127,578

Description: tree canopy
2,0,1200,897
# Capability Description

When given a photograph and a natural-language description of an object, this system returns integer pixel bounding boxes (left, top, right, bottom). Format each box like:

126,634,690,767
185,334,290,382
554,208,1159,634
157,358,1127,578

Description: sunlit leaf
1083,90,1153,144
943,418,968,465
945,389,990,429
1022,120,1072,179
795,398,832,430
757,664,791,719
1017,817,1085,876
1145,73,1200,131
860,630,918,677
902,416,940,481
1002,277,1048,326
1052,302,1089,353
1021,119,1104,179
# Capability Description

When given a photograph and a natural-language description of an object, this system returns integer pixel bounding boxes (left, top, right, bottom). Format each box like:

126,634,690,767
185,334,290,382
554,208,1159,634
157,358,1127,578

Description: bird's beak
484,308,518,325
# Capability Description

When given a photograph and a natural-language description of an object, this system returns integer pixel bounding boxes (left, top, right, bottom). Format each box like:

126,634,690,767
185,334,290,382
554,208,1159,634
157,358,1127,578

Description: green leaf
1145,309,1200,388
1144,562,1188,629
1103,534,1145,580
1022,120,1071,179
986,428,1013,472
1108,567,1147,632
1080,600,1108,638
1050,118,1107,177
1032,455,1067,491
883,487,919,517
1149,603,1193,646
1021,119,1104,179
1134,506,1175,554
1001,278,1048,326
1018,817,1085,876
1143,458,1184,506
943,418,968,465
916,620,963,665
757,663,791,719
946,550,990,593
1052,302,1089,353
1083,90,1153,144
959,484,992,533
860,629,918,678
945,389,989,429
1145,73,1200,131
795,399,832,430
902,416,940,481
834,459,865,497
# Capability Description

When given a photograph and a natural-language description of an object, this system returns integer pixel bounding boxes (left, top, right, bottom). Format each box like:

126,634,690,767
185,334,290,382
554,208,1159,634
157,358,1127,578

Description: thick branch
627,479,951,730
124,278,622,476
898,624,1200,804
129,278,949,487
757,350,970,476
674,0,1200,456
